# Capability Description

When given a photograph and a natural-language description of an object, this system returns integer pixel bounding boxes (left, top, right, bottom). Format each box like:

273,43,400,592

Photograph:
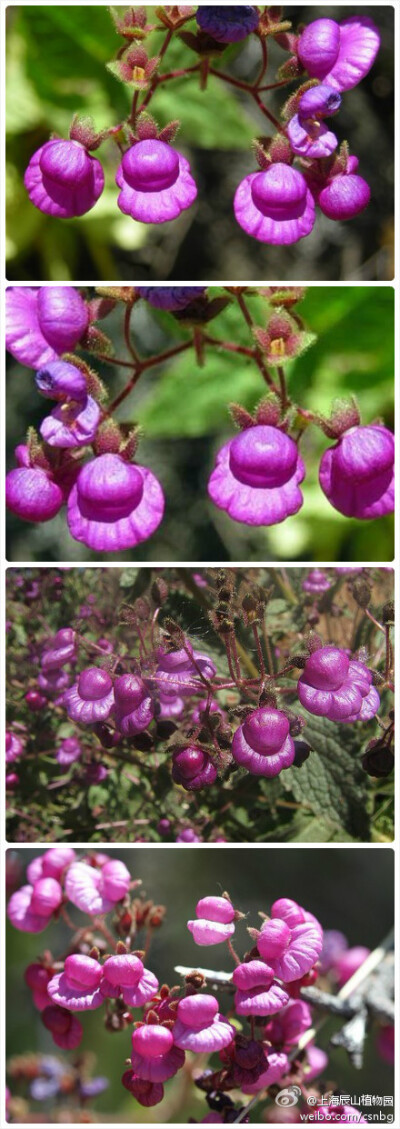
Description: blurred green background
6,5,394,282
6,285,394,563
6,847,394,1122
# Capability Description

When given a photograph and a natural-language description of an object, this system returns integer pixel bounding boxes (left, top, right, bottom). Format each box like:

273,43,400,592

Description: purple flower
101,953,159,1007
154,644,217,695
317,165,371,220
113,674,154,736
264,999,313,1048
27,847,76,883
56,737,82,767
319,425,394,519
334,945,371,987
173,995,234,1053
6,731,24,764
208,425,305,527
40,395,101,448
241,1050,289,1094
67,453,165,551
116,140,197,223
313,1104,367,1123
234,162,315,244
231,708,295,778
6,461,64,524
85,761,109,783
5,286,89,368
42,1005,84,1050
47,954,104,1011
65,858,130,914
130,1026,184,1083
176,828,201,843
41,628,76,672
257,899,323,982
232,961,290,1016
79,1077,109,1099
64,667,114,724
187,895,235,945
172,747,217,791
297,17,380,92
24,139,104,218
137,287,206,310
297,646,380,723
7,879,62,933
302,569,331,594
196,6,259,43
318,929,348,974
35,360,88,401
287,85,339,159
155,689,184,719
38,669,72,698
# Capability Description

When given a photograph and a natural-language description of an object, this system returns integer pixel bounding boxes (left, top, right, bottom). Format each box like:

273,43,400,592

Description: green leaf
119,569,140,588
151,74,254,148
282,713,371,841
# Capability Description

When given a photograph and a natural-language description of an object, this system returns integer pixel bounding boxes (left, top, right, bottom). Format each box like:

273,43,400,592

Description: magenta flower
6,460,64,524
101,953,159,1007
318,168,370,220
176,829,201,843
5,286,88,369
191,699,224,725
257,899,323,982
121,1072,164,1107
85,762,108,784
208,425,305,526
25,963,54,1011
377,1026,394,1066
187,895,235,945
302,568,331,594
41,628,76,672
297,646,380,723
35,360,88,401
113,674,154,736
155,689,184,719
24,139,104,218
232,708,295,778
196,6,259,43
172,747,217,791
334,945,371,987
116,140,197,224
65,858,130,914
232,961,290,1016
319,929,348,974
42,1005,84,1050
47,954,104,1011
154,643,217,695
240,1049,289,1094
40,395,101,448
67,453,164,552
56,737,82,766
137,287,206,310
130,1026,184,1082
6,731,24,764
173,994,234,1053
319,425,394,519
234,163,315,244
27,847,76,883
264,999,313,1048
64,667,114,724
297,16,380,92
7,879,62,933
38,668,71,699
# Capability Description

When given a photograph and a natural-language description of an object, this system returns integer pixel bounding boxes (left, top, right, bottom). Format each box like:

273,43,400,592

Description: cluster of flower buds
6,286,394,552
21,8,380,246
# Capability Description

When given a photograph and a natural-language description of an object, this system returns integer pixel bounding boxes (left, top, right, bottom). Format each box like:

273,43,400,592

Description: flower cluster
22,9,380,247
7,856,387,1122
6,286,394,555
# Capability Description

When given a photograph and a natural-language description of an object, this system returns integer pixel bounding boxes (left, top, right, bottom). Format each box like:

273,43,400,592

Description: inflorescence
22,7,380,245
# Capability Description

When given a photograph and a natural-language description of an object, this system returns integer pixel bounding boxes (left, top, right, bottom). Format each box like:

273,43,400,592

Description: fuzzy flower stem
106,340,192,415
252,623,265,678
203,334,259,361
255,36,268,85
124,303,140,363
235,292,277,390
92,916,118,950
226,937,241,967
277,365,290,410
251,90,284,132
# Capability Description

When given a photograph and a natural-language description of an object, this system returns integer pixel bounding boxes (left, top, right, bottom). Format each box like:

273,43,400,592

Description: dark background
6,6,394,282
6,847,394,1122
